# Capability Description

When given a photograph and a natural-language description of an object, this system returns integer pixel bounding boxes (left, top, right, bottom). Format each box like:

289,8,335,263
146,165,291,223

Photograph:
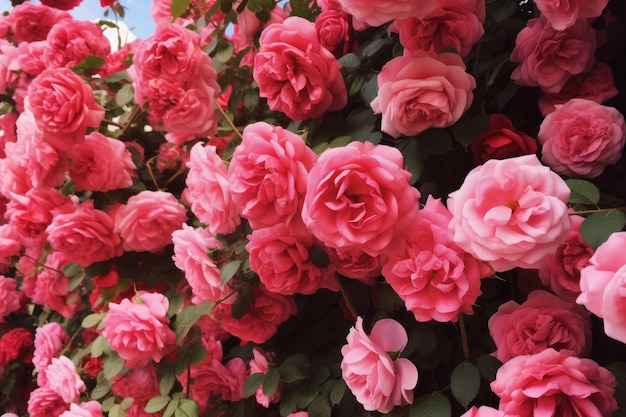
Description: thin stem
336,275,358,319
103,119,125,129
458,314,470,360
572,207,626,216
22,254,64,275
144,156,162,191
212,96,243,143
119,105,141,137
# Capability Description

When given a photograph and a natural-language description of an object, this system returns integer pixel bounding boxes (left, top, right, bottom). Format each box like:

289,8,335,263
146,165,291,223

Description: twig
458,314,470,360
335,274,358,319
572,207,626,216
211,96,243,143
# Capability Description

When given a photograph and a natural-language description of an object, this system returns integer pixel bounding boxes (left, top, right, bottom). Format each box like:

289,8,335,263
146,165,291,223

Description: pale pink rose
248,348,281,407
0,112,18,158
447,154,571,272
102,292,177,368
26,67,104,153
337,0,438,27
491,349,617,417
326,246,384,284
510,17,596,94
538,98,626,178
596,263,626,343
315,8,356,58
383,196,492,322
302,142,420,257
0,275,20,323
44,355,86,403
172,224,230,305
286,413,308,417
236,3,287,46
253,17,347,121
27,387,68,417
17,41,48,76
460,406,505,417
229,122,317,229
184,143,240,235
8,2,71,44
111,364,161,402
0,40,20,94
43,20,110,72
535,0,609,30
538,215,593,302
46,200,122,267
488,290,592,362
58,401,104,417
341,317,418,413
371,52,476,137
113,190,187,253
68,132,135,192
33,322,67,385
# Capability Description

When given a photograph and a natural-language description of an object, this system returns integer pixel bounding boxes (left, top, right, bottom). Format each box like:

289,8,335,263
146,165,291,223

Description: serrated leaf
221,259,242,285
145,396,170,413
215,41,234,63
580,210,626,250
170,0,191,19
121,397,134,409
82,313,104,329
71,55,106,72
450,361,480,408
263,368,281,397
566,179,600,205
476,354,502,383
242,373,265,397
410,393,451,417
115,83,135,107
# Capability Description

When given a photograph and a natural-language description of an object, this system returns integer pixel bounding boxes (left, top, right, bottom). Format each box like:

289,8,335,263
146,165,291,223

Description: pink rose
448,154,571,271
58,401,104,417
534,0,609,30
491,349,617,417
46,200,122,267
337,0,438,27
0,40,20,95
0,112,18,158
236,3,287,46
26,67,104,153
43,20,110,73
102,292,176,368
460,406,505,417
0,275,20,323
538,98,626,178
341,317,418,413
228,122,317,229
33,322,67,385
510,17,596,94
97,39,139,79
8,2,71,44
326,247,385,284
253,16,347,121
248,348,281,407
44,355,86,403
111,364,161,402
27,387,68,417
17,41,48,76
488,290,592,362
371,52,475,137
538,215,593,302
597,264,626,343
113,190,187,253
184,142,240,235
157,142,189,173
382,196,492,322
302,141,420,257
315,9,357,58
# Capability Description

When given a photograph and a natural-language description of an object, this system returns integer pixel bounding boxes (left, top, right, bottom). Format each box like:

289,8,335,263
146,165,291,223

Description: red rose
0,328,34,367
471,114,537,165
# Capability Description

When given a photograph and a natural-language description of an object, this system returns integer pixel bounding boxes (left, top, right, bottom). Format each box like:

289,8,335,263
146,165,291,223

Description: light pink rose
491,349,617,417
228,122,317,229
341,317,418,413
102,291,177,368
337,0,438,27
538,98,626,178
448,154,571,272
0,275,21,323
44,355,86,403
69,132,136,192
43,20,110,73
302,141,420,257
33,322,68,385
286,413,308,417
111,364,161,402
460,406,505,417
371,52,476,137
535,0,609,30
0,224,21,265
27,387,68,417
58,401,104,417
510,16,596,94
113,190,187,253
383,196,492,322
253,16,347,121
46,200,122,267
26,67,104,153
538,215,593,302
184,142,240,235
597,263,626,343
8,2,71,44
248,348,281,407
488,290,592,362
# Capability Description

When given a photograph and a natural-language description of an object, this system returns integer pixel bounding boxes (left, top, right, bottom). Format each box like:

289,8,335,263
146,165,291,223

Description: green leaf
115,83,135,107
308,396,332,417
145,396,171,413
361,38,388,58
108,404,123,417
221,259,243,285
163,397,180,417
170,0,191,19
82,313,104,329
450,114,491,146
450,361,480,408
174,301,213,343
175,399,198,417
242,373,265,397
91,335,108,358
263,368,281,397
159,371,176,395
566,179,601,206
91,379,112,400
63,262,83,277
359,75,378,106
580,210,626,250
215,41,234,63
167,293,185,317
330,379,346,405
231,286,254,320
279,390,300,417
121,397,134,410
476,354,502,383
338,53,360,70
103,352,125,380
71,55,106,72
399,138,424,185
279,353,309,383
410,393,451,417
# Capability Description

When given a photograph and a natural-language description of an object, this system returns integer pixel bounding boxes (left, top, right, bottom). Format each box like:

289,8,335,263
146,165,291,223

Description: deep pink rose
470,114,538,165
538,215,593,302
40,0,83,10
253,16,347,121
184,142,240,235
46,200,122,267
113,190,187,253
44,355,86,403
371,52,475,137
17,41,48,77
488,290,592,362
491,349,617,417
0,40,19,95
460,406,505,417
248,348,281,407
27,387,68,417
337,0,438,27
383,196,492,322
535,0,609,30
0,224,21,265
8,2,71,44
97,39,139,79
236,3,287,46
111,364,161,402
341,317,418,413
58,401,104,417
447,154,571,272
0,275,21,323
302,141,420,257
0,112,18,158
510,16,596,94
228,122,317,229
315,9,357,58
33,322,67,386
43,20,110,72
26,67,104,153
327,246,385,284
102,292,176,368
538,98,626,178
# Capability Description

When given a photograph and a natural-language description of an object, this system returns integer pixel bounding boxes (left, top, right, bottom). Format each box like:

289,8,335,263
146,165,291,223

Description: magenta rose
510,16,596,94
491,349,617,417
337,0,438,27
102,292,176,368
341,317,418,413
253,16,347,121
302,141,420,257
538,98,626,178
447,154,571,272
26,67,104,153
371,52,475,137
44,355,86,403
488,290,592,362
534,0,609,30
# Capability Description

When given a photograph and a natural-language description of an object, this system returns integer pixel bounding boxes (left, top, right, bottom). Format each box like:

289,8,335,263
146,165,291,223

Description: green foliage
567,179,601,206
450,362,481,408
410,393,451,417
580,210,626,250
